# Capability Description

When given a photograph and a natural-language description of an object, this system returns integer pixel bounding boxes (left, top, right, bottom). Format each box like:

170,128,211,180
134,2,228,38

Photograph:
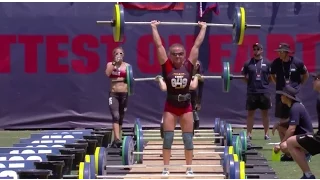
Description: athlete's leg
108,92,121,148
162,105,177,175
180,105,194,175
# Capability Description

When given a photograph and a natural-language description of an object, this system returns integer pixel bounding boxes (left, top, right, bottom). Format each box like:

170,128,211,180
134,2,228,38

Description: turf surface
248,129,320,179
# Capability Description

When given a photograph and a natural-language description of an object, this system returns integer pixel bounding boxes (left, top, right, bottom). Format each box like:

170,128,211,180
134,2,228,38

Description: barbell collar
96,20,113,24
231,75,245,79
202,76,222,79
246,24,262,29
63,175,78,178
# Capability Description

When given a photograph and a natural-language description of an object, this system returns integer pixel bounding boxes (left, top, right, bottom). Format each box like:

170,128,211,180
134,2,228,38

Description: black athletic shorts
296,132,320,156
275,94,290,119
246,93,271,111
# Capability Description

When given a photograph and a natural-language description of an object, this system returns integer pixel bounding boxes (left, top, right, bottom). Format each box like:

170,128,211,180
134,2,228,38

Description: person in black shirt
270,43,309,142
273,85,313,162
190,60,204,130
286,73,320,179
241,43,272,140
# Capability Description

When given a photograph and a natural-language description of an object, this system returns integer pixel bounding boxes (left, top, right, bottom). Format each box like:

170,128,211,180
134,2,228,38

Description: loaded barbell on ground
125,118,234,156
126,118,244,160
123,118,260,163
128,122,259,164
120,134,255,165
127,118,232,141
142,118,262,161
100,138,267,179
73,154,275,179
6,134,268,179
96,4,261,45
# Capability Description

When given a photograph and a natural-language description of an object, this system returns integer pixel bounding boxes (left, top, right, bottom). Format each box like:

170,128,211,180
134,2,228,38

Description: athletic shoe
300,174,316,179
110,139,122,148
162,169,170,177
264,135,270,140
186,168,194,177
280,154,294,161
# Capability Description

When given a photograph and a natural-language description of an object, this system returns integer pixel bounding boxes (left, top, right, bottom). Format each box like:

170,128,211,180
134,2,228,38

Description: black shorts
275,94,290,119
296,133,320,156
109,92,128,125
246,93,271,111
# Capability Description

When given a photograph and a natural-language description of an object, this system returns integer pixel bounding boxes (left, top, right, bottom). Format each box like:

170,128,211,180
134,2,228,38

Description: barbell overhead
97,20,260,28
96,4,261,45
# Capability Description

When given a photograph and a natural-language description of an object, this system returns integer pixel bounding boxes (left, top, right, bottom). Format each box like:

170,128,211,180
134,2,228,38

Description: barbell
75,148,264,179
123,62,245,96
130,118,235,147
116,131,253,166
93,155,266,179
131,118,260,162
96,4,261,45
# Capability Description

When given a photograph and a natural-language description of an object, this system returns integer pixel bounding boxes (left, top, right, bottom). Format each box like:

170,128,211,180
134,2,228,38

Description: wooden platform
105,141,225,179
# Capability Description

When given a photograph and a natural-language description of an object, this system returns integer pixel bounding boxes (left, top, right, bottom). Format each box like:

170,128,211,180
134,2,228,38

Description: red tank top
162,59,193,95
109,66,127,78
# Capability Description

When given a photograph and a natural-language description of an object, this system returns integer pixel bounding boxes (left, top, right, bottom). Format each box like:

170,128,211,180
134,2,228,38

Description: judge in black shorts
270,43,309,140
241,43,272,140
286,73,320,179
105,47,130,148
273,85,313,162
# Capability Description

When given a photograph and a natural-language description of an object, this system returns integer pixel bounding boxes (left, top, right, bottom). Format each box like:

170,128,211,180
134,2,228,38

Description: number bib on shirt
171,75,188,89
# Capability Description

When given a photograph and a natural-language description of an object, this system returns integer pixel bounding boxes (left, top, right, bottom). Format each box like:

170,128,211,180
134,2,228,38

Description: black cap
274,43,293,52
253,43,263,49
